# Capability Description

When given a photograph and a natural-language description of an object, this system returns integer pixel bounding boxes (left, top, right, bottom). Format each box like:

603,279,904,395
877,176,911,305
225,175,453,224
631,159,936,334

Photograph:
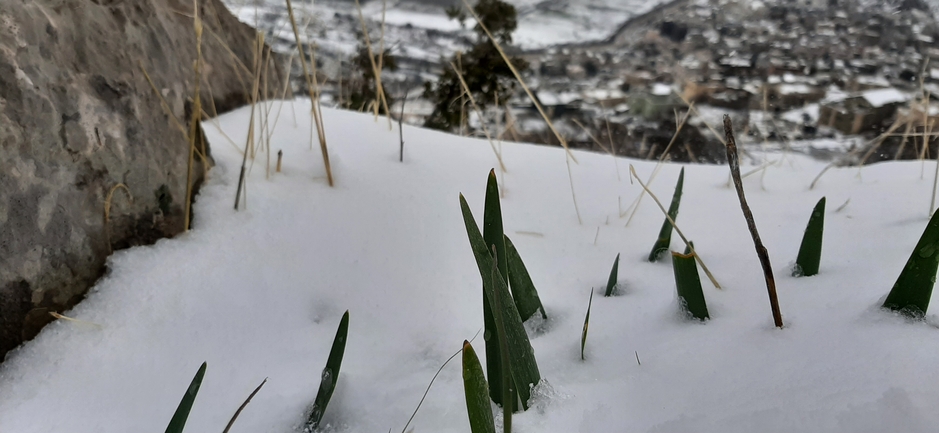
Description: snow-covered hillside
3,100,939,432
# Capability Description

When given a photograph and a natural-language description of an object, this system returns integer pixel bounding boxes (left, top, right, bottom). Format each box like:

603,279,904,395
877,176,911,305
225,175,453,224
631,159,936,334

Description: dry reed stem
628,165,721,289
835,198,850,212
285,0,334,186
857,115,906,167
353,0,392,128
895,116,915,159
222,378,268,433
461,0,577,163
184,0,205,233
675,90,726,146
602,104,621,180
623,106,692,226
722,115,782,327
104,183,132,253
138,63,209,167
234,33,262,211
451,62,507,172
49,312,103,329
305,36,330,145
810,162,836,190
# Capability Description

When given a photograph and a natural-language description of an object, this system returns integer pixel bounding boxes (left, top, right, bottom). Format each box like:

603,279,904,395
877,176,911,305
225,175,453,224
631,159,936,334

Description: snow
781,104,821,123
862,88,909,108
651,83,673,96
778,84,813,95
5,99,939,432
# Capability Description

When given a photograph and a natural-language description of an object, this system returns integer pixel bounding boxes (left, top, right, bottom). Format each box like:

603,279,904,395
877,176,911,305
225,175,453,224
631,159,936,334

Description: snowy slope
3,100,939,432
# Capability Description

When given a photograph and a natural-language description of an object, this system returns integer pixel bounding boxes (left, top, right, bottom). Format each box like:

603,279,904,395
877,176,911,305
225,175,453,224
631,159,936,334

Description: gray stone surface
0,0,282,359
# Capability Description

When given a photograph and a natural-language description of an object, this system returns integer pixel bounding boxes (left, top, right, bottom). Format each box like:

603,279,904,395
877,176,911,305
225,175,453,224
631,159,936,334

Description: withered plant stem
722,115,783,328
222,378,268,433
285,0,334,186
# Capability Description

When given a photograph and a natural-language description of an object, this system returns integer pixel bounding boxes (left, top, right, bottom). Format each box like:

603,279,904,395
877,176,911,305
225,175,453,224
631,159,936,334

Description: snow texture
3,100,939,433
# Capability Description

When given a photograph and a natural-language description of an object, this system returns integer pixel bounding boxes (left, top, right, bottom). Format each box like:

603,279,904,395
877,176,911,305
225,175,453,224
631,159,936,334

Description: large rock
0,0,283,359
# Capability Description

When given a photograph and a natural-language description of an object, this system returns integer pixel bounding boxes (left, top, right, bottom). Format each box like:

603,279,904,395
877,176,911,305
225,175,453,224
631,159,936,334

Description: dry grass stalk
285,0,334,186
835,198,850,212
628,165,721,289
183,0,206,232
305,38,331,146
722,115,782,328
234,33,263,210
810,162,836,190
399,89,408,162
623,106,693,226
461,0,577,163
353,0,393,129
49,312,104,330
222,378,268,433
451,62,507,172
104,183,133,253
138,62,207,165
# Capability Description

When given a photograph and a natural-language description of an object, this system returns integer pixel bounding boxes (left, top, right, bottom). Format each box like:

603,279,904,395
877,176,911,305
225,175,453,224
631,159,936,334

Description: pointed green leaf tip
165,362,207,433
581,290,594,360
794,197,825,277
604,253,621,297
649,168,685,262
505,235,548,320
672,251,709,320
305,310,349,431
462,341,496,433
460,193,542,410
482,169,508,407
883,211,939,317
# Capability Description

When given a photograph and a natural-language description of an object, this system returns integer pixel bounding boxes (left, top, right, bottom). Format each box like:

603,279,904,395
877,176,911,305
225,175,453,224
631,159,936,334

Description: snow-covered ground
4,100,939,432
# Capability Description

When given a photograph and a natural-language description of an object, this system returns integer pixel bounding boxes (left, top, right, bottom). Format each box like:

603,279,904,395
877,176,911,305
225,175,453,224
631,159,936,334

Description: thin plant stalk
624,106,693,226
628,165,721,289
353,0,393,128
451,62,507,172
222,378,268,433
581,289,593,360
285,0,334,186
183,0,205,232
722,115,783,328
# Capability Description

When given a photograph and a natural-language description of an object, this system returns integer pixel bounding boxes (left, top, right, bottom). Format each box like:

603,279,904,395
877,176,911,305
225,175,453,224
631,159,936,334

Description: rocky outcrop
0,0,282,359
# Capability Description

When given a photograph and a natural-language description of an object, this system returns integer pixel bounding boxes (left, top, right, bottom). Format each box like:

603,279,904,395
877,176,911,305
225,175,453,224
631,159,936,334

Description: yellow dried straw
629,165,721,289
354,0,393,129
285,0,334,186
451,61,507,172
461,0,576,162
623,105,693,226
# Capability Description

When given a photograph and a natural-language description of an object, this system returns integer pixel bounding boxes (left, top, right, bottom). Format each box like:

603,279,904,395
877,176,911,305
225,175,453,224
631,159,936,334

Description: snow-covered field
4,100,939,432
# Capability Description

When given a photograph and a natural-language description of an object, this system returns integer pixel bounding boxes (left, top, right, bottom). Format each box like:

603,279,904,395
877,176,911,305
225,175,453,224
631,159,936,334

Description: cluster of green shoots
455,117,939,432
163,312,349,433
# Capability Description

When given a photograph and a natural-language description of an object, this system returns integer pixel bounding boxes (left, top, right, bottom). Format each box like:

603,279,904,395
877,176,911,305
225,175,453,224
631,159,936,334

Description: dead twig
222,378,268,433
722,115,783,328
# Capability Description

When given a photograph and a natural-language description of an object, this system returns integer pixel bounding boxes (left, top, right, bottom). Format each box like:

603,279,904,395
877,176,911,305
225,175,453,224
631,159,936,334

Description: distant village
509,0,939,163
273,0,939,164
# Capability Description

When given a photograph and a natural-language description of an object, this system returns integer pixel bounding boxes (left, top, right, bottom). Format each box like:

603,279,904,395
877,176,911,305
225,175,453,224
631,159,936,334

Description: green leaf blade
165,362,207,433
305,310,350,431
649,168,685,262
794,197,826,277
460,194,542,410
462,341,497,433
604,253,621,297
482,170,508,406
505,235,547,320
883,210,939,317
672,251,709,321
581,290,594,360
